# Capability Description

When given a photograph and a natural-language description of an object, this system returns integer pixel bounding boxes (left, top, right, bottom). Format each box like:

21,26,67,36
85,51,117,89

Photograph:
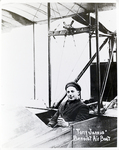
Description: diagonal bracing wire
41,3,61,18
51,3,56,18
51,3,64,40
24,3,47,17
56,38,89,100
55,37,109,108
54,44,66,101
66,39,89,82
66,4,75,16
33,3,42,21
55,3,63,19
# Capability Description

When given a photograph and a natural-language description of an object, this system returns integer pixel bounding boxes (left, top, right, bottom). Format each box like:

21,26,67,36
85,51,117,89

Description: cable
33,3,42,21
55,3,63,19
65,39,89,83
54,44,65,101
66,4,75,16
56,38,89,101
55,37,109,108
51,3,56,18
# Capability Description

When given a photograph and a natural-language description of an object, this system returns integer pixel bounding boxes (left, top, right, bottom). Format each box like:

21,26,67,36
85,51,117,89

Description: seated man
48,82,89,127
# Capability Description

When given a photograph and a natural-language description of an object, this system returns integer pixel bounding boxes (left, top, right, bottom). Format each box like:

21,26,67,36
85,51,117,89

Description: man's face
66,86,80,101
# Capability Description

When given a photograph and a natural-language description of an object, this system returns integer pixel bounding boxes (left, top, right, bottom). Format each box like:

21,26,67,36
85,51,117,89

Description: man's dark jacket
48,99,89,127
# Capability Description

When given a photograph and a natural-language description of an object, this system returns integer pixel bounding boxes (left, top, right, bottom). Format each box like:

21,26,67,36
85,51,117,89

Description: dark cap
65,82,81,91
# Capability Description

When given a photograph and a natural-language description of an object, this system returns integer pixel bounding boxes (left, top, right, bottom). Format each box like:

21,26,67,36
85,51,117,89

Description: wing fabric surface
72,13,113,34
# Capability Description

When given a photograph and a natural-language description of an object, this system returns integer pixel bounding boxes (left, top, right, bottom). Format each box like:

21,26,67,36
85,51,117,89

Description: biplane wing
1,3,116,32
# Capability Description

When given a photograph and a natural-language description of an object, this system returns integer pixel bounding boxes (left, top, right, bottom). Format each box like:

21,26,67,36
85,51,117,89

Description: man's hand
57,116,69,127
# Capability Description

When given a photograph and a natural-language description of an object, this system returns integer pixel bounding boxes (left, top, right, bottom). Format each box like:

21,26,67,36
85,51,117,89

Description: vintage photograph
1,1,118,148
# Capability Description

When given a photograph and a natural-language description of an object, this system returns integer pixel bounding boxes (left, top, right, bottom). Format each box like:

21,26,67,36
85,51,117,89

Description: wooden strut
49,26,95,36
95,4,101,115
100,35,115,105
48,3,51,107
33,23,36,100
26,106,57,111
55,37,109,108
88,13,92,97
